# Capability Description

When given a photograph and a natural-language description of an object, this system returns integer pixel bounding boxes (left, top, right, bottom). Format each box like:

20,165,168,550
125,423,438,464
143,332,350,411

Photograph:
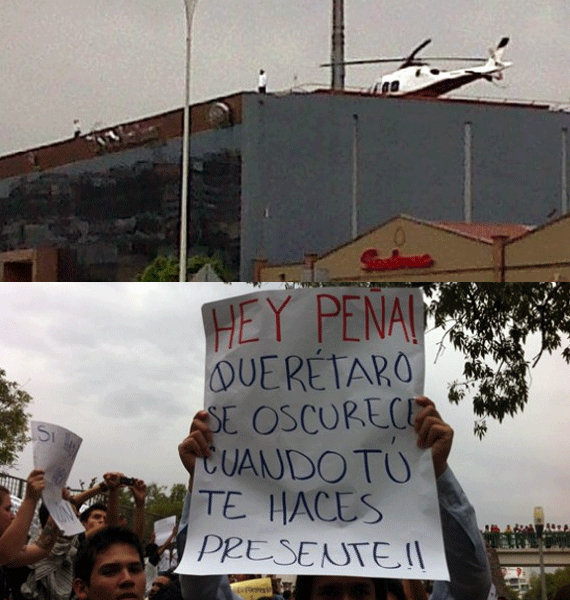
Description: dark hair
39,502,50,528
153,572,183,600
79,502,107,524
384,580,406,600
294,576,387,600
553,585,570,600
73,526,144,583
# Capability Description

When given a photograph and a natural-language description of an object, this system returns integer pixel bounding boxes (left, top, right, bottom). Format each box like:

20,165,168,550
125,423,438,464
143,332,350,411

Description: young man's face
84,509,107,531
73,542,145,600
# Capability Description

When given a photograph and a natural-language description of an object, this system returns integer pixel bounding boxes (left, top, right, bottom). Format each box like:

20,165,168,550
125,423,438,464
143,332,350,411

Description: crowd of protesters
1,397,568,600
0,469,293,600
0,470,185,600
482,523,570,549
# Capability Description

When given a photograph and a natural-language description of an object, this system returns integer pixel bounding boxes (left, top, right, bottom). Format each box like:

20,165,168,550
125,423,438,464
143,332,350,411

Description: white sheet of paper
154,515,176,546
178,287,449,580
31,421,84,536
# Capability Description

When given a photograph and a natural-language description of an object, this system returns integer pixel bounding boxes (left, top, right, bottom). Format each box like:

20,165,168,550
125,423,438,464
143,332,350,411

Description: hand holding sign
178,410,212,478
181,398,453,486
414,397,453,478
31,421,83,536
23,469,46,504
0,468,56,566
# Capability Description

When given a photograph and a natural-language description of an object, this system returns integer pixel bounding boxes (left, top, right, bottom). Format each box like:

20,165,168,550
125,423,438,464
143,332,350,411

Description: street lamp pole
179,0,198,282
534,506,547,600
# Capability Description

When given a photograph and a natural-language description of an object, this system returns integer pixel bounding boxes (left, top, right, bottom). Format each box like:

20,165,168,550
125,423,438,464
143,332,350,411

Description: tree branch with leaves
290,283,570,437
0,369,32,469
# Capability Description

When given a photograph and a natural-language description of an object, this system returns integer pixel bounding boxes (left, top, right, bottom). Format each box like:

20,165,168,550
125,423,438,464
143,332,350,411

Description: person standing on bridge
504,524,513,548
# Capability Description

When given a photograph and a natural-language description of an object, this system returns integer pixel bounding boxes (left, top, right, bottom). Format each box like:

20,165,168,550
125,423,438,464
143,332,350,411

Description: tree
115,483,186,520
136,254,231,282
136,255,179,282
424,283,570,437
143,483,186,519
290,283,570,437
523,566,570,599
0,369,33,469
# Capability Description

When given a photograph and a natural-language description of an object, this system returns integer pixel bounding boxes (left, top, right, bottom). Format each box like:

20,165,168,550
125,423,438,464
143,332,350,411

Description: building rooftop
434,221,533,242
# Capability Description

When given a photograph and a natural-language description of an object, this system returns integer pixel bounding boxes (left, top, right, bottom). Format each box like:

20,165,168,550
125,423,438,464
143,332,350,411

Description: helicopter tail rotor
488,37,510,66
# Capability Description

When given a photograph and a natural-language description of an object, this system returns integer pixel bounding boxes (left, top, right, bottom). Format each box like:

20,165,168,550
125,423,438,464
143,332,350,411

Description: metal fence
0,472,83,499
0,472,173,533
0,473,28,499
484,531,570,549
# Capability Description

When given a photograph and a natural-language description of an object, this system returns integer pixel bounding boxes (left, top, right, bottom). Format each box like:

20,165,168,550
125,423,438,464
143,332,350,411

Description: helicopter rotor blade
320,57,406,67
320,55,487,67
400,38,432,67
420,56,487,62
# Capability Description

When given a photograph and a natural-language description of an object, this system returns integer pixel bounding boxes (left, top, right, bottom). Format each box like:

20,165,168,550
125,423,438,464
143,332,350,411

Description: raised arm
178,411,242,600
70,480,108,511
130,478,147,543
178,410,212,490
103,471,124,527
6,515,61,567
0,469,46,565
157,526,177,557
413,396,453,479
414,397,493,600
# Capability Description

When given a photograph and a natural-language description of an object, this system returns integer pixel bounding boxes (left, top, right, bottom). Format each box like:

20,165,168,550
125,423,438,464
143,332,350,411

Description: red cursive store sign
360,248,434,272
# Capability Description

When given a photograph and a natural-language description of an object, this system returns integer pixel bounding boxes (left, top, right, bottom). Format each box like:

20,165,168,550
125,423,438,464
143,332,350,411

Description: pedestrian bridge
496,547,570,567
485,532,570,567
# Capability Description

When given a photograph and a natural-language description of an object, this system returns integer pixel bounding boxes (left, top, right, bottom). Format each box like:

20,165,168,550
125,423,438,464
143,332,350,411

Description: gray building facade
1,90,568,281
240,91,570,280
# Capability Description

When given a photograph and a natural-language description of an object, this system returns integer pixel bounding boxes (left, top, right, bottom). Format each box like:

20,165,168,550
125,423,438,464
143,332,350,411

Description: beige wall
258,215,570,283
505,218,570,281
1,247,59,282
311,218,496,282
260,263,304,282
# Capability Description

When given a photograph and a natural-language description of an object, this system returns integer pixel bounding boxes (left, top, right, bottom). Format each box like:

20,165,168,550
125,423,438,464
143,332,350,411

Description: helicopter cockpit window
382,81,390,94
390,80,400,92
416,69,421,77
430,68,440,75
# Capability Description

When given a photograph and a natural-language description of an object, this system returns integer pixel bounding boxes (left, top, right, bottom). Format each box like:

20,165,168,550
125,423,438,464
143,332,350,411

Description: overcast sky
1,0,569,157
1,283,569,534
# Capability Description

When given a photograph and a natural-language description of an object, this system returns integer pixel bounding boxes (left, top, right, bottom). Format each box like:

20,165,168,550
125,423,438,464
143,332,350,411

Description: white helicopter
323,37,511,97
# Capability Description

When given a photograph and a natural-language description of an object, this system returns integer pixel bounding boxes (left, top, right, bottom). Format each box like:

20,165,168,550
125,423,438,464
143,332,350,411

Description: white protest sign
31,421,84,536
154,515,177,546
178,287,449,580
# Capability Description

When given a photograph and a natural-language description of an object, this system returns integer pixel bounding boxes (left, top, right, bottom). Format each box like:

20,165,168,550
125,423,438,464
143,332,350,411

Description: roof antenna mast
331,0,345,90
